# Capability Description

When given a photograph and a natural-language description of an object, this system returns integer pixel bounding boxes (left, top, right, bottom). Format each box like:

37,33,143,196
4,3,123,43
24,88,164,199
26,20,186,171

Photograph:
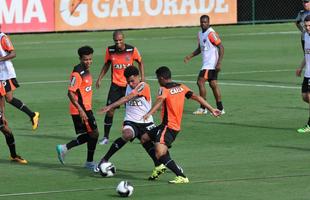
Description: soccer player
141,66,221,184
0,24,39,130
96,30,144,145
0,93,27,164
96,66,166,180
184,15,225,115
56,46,99,170
296,0,310,49
296,15,310,133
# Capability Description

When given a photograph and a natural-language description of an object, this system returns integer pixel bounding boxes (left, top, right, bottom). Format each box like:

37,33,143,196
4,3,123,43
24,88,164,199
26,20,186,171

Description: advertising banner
0,0,55,33
55,0,237,31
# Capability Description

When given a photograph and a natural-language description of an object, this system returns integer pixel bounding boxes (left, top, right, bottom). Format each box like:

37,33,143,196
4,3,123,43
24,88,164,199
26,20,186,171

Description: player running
142,66,221,184
96,66,166,180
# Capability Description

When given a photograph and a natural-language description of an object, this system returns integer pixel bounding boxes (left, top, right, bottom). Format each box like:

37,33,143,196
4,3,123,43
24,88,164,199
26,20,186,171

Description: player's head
305,15,310,33
113,30,125,51
156,66,171,86
78,46,94,69
303,0,310,10
124,66,140,88
200,15,210,31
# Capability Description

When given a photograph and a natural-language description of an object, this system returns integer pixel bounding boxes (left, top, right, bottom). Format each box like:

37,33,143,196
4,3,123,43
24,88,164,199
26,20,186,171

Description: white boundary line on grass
19,69,299,89
1,173,309,197
15,31,299,46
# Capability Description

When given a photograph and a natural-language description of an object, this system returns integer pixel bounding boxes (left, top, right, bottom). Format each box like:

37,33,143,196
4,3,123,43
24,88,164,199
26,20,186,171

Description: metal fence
238,0,303,24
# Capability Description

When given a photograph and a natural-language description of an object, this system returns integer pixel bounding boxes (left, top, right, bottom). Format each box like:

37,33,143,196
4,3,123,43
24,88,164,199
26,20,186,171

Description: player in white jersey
96,66,166,180
0,24,39,130
296,0,310,49
296,15,310,133
184,15,225,115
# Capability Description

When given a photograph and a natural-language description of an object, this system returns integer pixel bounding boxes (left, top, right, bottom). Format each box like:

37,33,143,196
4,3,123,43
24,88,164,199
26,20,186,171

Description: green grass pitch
1,23,310,200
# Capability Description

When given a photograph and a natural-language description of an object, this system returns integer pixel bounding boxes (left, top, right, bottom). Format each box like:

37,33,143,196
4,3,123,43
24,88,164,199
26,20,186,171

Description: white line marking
1,173,309,197
14,31,299,46
17,69,298,89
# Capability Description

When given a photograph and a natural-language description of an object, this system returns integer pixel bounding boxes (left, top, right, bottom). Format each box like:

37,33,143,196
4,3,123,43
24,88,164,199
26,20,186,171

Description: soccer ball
98,162,116,177
116,180,134,197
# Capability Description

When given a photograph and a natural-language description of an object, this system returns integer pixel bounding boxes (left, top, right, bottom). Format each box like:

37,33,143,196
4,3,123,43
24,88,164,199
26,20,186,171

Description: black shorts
198,69,218,82
302,77,310,93
71,110,97,134
0,78,20,96
147,124,178,148
123,121,156,141
0,111,3,129
106,83,126,107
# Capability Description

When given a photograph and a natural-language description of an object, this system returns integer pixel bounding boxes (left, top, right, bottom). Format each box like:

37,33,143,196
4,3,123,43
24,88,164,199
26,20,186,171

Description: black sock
9,97,35,118
104,115,113,138
200,105,206,109
308,118,310,126
5,133,16,157
102,137,127,161
216,101,223,111
66,133,89,150
87,136,98,162
142,141,161,166
159,154,185,177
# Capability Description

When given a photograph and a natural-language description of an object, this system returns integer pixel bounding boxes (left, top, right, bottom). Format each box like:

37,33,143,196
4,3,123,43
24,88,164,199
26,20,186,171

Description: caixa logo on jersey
170,87,184,95
113,64,131,69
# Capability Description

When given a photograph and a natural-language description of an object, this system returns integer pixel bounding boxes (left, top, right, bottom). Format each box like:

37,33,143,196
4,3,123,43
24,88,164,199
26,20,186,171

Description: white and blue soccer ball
98,162,116,177
116,180,134,197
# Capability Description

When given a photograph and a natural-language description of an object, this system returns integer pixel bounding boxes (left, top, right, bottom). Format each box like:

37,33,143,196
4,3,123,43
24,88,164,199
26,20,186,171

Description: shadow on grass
266,145,310,152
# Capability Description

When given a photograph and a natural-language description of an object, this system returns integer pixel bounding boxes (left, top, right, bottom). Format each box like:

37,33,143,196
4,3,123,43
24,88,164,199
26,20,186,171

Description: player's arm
96,61,111,89
190,93,221,117
0,50,16,62
98,92,137,114
215,43,224,72
67,90,88,122
137,59,145,82
143,97,164,121
184,44,201,64
296,57,306,77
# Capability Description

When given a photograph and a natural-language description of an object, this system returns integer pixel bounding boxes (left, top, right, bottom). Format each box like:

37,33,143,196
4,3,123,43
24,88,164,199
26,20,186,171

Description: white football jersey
198,27,220,70
0,32,16,80
124,82,153,123
304,32,310,78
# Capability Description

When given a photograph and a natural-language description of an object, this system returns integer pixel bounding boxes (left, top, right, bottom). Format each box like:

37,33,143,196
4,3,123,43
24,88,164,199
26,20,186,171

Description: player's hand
296,67,302,77
98,106,111,114
215,63,221,72
211,109,221,117
142,114,150,121
79,109,88,122
95,79,101,89
2,117,8,126
184,55,191,64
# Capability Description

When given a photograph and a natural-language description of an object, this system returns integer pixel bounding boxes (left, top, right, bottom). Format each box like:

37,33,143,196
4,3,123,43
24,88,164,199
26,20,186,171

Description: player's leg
0,119,27,164
193,70,208,114
56,115,89,164
4,79,39,130
84,111,99,170
209,80,224,113
298,77,310,133
99,84,126,145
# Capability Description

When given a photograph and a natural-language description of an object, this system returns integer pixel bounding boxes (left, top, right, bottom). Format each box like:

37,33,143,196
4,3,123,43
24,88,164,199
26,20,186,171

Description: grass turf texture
0,23,310,199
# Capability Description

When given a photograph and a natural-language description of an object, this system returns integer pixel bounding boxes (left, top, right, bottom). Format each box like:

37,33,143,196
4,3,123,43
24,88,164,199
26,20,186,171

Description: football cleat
98,137,109,145
31,112,40,130
168,176,189,184
297,125,310,133
193,108,208,115
10,155,28,164
220,109,225,115
56,144,67,165
84,161,97,171
148,164,167,180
